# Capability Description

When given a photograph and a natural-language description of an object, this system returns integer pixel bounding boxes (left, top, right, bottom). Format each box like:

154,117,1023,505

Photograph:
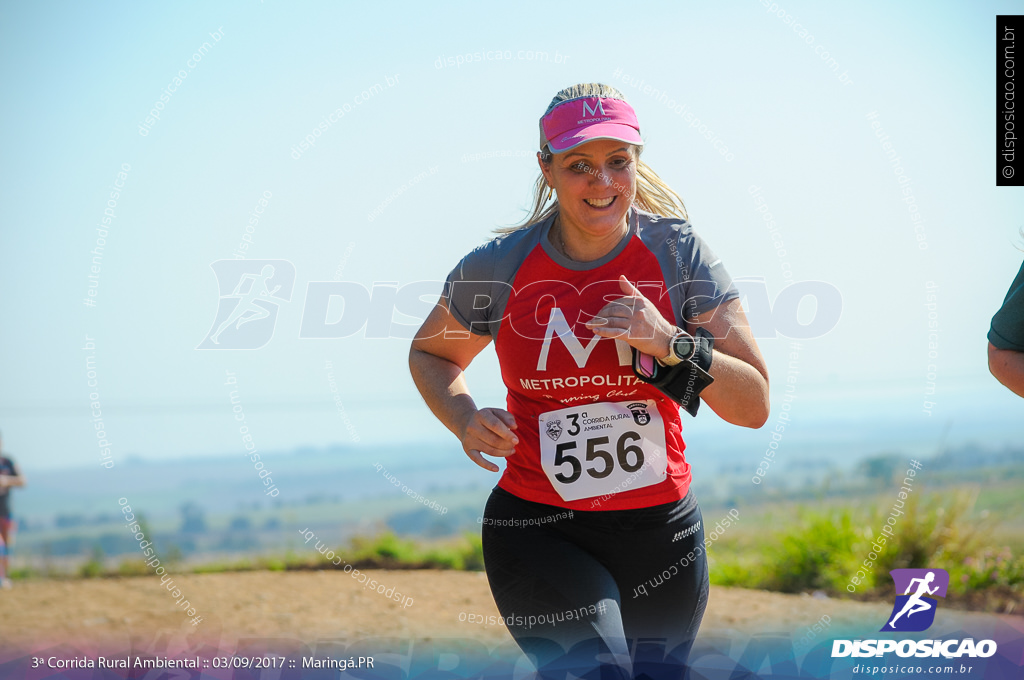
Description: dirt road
0,570,1016,654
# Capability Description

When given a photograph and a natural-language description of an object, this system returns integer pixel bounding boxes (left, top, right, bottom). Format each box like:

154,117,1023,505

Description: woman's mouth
584,196,616,209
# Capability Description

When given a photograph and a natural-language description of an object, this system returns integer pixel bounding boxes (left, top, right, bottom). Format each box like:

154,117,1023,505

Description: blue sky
1,0,1022,470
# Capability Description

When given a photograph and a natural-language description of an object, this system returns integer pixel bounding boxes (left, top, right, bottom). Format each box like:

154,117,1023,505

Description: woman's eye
571,162,590,172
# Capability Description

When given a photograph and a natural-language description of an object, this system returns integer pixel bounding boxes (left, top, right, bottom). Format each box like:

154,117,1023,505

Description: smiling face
539,138,638,240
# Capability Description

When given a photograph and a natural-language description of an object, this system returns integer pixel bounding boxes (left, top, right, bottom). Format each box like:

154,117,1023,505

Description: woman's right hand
459,408,518,472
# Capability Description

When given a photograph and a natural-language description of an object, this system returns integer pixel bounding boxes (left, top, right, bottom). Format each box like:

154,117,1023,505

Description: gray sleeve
443,241,498,336
679,227,739,321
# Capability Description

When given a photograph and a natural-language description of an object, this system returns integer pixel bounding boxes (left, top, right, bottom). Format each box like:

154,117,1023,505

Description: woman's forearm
409,348,480,438
699,350,770,428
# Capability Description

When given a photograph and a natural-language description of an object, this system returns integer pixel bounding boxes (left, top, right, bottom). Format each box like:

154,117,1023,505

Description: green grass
14,484,1022,615
345,532,484,570
708,490,1024,613
50,531,485,579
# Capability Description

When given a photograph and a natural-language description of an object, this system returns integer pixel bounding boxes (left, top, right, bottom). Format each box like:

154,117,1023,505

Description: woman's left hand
585,275,675,357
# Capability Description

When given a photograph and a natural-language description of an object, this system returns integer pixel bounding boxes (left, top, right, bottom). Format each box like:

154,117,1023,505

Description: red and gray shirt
443,207,738,511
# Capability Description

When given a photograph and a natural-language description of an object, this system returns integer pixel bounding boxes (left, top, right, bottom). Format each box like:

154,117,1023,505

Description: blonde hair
496,83,688,234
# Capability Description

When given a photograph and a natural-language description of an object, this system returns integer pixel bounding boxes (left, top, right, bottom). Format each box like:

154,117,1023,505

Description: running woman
410,83,769,679
0,431,26,589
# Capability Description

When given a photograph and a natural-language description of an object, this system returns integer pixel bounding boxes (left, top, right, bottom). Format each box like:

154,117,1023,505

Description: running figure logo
197,260,295,350
881,568,949,632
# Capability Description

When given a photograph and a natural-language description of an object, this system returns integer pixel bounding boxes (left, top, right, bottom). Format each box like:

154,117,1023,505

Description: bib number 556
553,431,645,484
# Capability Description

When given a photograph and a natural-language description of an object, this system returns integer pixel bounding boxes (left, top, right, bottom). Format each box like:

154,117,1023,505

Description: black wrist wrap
631,327,715,417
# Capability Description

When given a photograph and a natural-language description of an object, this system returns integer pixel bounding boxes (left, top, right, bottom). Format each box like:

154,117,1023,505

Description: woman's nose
589,166,612,186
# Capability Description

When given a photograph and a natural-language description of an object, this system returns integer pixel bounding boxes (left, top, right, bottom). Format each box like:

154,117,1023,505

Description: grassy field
702,477,1024,614
12,465,1024,616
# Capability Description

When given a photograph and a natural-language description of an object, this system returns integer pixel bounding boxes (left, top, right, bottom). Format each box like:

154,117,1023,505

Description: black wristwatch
657,328,697,366
632,327,715,416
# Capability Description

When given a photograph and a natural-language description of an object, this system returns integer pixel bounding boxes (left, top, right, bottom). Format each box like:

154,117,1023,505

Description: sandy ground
0,570,1019,655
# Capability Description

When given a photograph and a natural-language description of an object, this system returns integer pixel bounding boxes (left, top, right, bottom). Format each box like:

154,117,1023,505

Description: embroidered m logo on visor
582,99,606,118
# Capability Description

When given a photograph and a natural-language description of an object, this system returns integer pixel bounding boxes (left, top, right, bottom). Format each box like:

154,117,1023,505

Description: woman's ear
537,151,553,185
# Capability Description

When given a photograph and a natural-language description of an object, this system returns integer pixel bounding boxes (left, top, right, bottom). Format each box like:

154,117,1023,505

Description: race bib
538,400,667,502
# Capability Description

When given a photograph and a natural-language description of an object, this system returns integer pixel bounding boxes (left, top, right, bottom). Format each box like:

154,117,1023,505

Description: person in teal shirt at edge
988,260,1024,398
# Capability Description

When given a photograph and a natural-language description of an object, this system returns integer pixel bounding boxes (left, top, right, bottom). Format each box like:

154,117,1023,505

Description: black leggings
481,486,709,680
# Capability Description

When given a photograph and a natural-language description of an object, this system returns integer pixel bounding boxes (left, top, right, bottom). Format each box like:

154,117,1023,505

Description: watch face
673,334,695,361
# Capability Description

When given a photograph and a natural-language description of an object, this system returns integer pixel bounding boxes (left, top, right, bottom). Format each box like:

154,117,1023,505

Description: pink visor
540,96,642,154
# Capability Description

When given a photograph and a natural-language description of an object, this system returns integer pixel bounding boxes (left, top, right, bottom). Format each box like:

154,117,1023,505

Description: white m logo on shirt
536,307,632,371
582,99,606,118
